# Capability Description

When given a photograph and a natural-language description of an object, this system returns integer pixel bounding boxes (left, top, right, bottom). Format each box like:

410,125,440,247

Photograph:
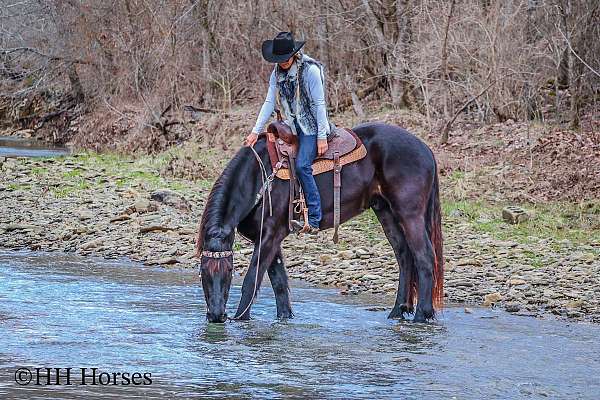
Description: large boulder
502,206,530,224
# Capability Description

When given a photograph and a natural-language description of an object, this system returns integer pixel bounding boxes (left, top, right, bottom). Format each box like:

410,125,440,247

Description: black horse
195,122,443,323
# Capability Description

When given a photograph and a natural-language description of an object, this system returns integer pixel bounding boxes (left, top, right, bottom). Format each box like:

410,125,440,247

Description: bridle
201,140,279,321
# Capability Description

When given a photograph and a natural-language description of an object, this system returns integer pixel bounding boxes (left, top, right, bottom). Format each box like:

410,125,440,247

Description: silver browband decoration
201,250,234,258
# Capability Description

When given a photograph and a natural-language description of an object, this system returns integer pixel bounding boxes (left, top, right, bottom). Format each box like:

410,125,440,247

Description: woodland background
0,1,599,202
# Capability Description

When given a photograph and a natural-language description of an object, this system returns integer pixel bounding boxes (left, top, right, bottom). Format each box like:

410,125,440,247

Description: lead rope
230,145,274,320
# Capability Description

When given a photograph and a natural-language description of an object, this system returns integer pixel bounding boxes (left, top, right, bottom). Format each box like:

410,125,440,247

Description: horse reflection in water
195,122,444,323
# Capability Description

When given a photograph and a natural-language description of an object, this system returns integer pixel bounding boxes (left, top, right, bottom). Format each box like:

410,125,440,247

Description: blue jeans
294,121,322,228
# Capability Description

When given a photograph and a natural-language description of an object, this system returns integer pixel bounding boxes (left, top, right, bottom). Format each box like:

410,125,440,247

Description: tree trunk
440,0,457,144
67,64,85,103
523,0,539,120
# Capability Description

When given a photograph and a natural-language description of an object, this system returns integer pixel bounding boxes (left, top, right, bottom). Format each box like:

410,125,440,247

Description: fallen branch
1,47,95,66
183,105,221,114
333,79,383,113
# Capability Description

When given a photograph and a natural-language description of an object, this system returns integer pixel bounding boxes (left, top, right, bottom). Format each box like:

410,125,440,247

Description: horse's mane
194,145,256,257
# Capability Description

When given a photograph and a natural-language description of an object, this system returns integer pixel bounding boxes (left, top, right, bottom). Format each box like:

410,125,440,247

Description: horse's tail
427,158,444,310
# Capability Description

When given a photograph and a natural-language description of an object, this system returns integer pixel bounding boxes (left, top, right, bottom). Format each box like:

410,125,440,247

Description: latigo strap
333,151,342,243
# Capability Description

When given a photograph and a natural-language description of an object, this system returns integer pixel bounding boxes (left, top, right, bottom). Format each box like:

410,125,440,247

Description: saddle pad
275,144,367,180
266,127,364,170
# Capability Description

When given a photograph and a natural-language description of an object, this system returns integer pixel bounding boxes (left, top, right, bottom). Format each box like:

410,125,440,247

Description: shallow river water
0,251,598,399
0,136,70,158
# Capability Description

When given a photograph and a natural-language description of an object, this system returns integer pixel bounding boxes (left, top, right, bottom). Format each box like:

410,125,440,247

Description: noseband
199,251,234,279
201,250,234,258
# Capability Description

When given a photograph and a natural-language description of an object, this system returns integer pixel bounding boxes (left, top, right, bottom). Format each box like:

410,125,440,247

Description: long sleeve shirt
252,62,329,140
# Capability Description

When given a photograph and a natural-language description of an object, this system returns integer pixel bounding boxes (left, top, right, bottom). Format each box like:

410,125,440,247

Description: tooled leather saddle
265,121,367,243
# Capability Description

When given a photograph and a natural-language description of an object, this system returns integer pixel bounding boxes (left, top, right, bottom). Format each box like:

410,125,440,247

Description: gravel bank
1,155,599,322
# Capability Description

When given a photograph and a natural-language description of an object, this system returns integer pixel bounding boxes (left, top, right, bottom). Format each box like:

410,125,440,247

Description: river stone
150,189,191,212
502,206,530,224
81,238,103,250
139,224,173,233
76,209,94,221
449,279,474,287
483,292,502,307
576,252,596,263
507,277,527,286
337,250,354,260
361,274,379,281
320,254,334,265
566,300,584,309
157,257,179,265
110,214,131,223
505,303,521,313
356,248,372,256
134,197,151,213
4,223,37,232
456,258,483,267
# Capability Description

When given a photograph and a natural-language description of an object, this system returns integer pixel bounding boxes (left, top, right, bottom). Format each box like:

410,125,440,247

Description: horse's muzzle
206,312,228,323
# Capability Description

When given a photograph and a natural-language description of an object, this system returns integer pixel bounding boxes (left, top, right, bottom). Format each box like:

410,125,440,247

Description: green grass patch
442,199,600,246
6,183,30,191
30,166,48,176
195,180,215,191
52,186,78,198
520,249,546,268
62,168,83,178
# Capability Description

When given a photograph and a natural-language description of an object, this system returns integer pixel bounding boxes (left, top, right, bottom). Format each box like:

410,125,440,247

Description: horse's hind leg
371,197,413,319
382,189,436,322
268,248,293,319
401,216,435,322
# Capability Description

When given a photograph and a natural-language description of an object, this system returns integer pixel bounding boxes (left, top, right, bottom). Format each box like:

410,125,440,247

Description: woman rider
245,31,331,234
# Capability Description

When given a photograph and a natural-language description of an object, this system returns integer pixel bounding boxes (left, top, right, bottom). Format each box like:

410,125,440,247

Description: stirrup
301,225,320,235
290,219,319,235
290,219,305,232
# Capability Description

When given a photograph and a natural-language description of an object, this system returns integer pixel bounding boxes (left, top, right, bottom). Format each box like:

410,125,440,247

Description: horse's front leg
268,248,293,319
234,231,284,320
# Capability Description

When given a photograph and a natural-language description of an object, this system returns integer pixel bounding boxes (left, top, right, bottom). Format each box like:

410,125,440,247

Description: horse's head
199,251,233,323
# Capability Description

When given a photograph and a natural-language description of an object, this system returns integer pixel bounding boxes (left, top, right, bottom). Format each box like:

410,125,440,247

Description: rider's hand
245,132,258,147
267,132,276,142
317,138,328,156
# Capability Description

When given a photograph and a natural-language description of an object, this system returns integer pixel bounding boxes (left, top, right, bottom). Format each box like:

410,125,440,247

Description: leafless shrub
0,0,598,147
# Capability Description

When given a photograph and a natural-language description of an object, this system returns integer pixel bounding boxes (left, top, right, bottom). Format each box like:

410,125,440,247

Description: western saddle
265,120,367,243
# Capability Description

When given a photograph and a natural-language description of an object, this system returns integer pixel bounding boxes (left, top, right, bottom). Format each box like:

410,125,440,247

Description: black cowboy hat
261,31,305,63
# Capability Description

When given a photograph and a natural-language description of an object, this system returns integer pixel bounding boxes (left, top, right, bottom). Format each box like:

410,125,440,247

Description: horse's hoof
387,308,407,320
412,314,427,323
277,311,294,320
413,308,434,323
388,304,413,320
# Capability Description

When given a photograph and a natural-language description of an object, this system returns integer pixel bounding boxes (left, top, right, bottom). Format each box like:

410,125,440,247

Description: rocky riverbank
1,153,599,322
